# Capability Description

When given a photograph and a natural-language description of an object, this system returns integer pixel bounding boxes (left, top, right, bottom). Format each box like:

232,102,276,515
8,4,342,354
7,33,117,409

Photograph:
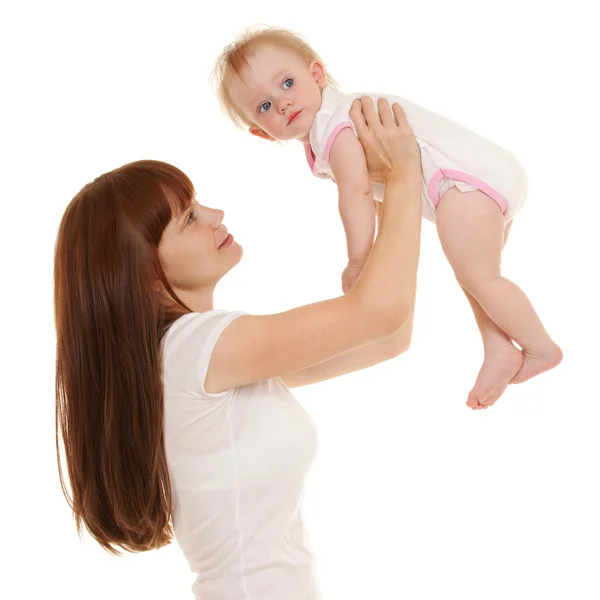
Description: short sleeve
309,87,357,178
162,310,248,400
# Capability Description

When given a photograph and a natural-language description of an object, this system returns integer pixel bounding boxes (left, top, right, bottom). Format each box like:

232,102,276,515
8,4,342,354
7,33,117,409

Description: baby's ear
309,59,326,88
249,126,276,141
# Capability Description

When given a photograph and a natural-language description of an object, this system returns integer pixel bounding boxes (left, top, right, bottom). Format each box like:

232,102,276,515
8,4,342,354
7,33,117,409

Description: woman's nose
197,204,224,228
209,208,225,227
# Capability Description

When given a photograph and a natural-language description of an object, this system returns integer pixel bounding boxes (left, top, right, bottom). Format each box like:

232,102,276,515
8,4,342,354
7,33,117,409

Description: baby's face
229,44,325,143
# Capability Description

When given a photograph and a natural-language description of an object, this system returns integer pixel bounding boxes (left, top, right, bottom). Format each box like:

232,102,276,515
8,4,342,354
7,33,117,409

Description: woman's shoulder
162,310,249,398
164,310,247,347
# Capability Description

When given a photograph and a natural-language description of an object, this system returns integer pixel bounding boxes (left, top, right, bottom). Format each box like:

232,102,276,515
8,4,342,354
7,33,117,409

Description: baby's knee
456,273,500,297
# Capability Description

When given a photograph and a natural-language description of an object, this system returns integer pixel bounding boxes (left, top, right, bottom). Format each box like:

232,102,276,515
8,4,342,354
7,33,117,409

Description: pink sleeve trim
324,121,355,162
304,143,316,172
427,169,508,214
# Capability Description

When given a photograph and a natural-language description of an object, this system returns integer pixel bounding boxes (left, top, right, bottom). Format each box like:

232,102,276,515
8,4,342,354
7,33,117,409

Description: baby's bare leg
461,221,523,410
457,221,523,409
455,222,522,409
460,286,523,409
463,220,512,349
436,188,562,401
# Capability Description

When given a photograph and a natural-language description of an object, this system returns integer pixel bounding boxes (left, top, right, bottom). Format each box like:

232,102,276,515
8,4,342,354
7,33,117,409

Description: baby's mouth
287,109,303,125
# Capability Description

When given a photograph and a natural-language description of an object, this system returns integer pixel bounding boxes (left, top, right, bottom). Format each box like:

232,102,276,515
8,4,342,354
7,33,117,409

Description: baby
212,26,563,409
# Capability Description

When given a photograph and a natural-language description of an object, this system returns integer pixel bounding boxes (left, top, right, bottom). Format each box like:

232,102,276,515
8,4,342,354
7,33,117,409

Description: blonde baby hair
211,25,338,129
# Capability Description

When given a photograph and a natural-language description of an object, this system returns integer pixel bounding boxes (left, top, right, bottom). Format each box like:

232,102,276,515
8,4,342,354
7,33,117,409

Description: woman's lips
287,110,303,125
218,233,233,249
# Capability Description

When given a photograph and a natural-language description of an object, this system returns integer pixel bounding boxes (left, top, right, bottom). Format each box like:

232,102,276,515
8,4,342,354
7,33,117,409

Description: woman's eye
186,210,196,226
259,101,272,114
283,78,293,89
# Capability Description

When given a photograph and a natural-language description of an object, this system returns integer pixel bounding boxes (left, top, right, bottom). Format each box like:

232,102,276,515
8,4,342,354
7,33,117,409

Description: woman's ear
309,59,327,88
249,126,276,141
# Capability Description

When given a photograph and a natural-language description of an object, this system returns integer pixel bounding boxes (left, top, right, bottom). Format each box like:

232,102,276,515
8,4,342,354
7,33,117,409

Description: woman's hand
349,97,421,185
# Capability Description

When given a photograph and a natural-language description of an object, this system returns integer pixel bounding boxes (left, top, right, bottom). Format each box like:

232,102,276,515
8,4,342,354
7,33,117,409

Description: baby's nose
278,98,292,113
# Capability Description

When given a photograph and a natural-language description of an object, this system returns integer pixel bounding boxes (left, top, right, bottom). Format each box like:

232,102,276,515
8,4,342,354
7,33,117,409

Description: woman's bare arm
279,290,414,388
278,205,413,388
205,99,422,394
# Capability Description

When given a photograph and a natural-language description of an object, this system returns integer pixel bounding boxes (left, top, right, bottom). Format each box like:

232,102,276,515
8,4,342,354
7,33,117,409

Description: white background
1,1,599,598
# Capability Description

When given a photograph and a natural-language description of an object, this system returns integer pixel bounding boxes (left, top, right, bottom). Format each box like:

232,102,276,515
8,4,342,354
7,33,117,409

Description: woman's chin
223,241,243,267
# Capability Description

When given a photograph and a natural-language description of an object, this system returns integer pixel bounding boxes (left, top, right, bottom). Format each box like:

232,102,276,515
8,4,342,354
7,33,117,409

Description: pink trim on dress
324,121,354,162
427,169,508,213
304,143,316,173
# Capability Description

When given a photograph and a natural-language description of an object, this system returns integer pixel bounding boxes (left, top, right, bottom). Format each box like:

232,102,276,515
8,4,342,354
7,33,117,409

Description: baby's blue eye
283,78,293,89
259,101,272,114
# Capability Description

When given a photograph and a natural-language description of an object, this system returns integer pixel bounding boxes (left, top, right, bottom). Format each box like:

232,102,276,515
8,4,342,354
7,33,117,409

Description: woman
54,98,422,599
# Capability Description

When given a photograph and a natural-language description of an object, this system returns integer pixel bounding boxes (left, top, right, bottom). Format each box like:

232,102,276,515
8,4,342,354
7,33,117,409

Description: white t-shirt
162,310,322,600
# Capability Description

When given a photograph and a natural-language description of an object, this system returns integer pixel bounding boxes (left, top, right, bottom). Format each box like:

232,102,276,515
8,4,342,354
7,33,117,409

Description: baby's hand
341,262,364,294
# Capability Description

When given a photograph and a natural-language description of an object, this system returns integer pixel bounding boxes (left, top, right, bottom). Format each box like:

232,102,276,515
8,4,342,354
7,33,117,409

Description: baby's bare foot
509,343,563,385
466,344,524,410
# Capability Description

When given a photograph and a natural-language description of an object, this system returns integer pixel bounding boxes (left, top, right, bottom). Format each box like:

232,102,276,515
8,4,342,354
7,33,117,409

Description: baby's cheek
267,117,280,136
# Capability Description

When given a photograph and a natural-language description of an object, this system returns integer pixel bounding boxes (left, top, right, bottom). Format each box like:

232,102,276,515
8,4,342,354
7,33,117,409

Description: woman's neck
167,286,216,314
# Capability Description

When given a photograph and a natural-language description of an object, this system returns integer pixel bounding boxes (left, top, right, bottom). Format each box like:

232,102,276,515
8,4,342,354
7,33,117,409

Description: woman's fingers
392,102,410,131
351,97,404,136
359,97,380,130
376,97,395,127
349,99,368,139
350,95,420,183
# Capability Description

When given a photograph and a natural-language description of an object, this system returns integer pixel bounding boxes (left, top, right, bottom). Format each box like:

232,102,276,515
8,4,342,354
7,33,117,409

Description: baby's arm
329,128,376,268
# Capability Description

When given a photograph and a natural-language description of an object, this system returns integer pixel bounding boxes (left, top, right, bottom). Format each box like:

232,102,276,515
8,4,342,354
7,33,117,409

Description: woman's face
159,197,242,296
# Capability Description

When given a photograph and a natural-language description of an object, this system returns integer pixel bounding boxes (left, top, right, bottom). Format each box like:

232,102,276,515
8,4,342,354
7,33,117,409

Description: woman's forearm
280,290,415,388
351,176,422,316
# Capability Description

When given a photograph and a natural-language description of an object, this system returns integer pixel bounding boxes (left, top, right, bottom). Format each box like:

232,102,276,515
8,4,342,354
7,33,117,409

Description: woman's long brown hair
54,160,194,554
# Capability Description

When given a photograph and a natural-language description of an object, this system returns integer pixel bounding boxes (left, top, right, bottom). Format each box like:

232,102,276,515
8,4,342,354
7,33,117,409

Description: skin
227,43,563,409
157,182,412,391
436,188,563,409
229,46,378,296
228,44,326,143
155,93,426,394
159,198,242,312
